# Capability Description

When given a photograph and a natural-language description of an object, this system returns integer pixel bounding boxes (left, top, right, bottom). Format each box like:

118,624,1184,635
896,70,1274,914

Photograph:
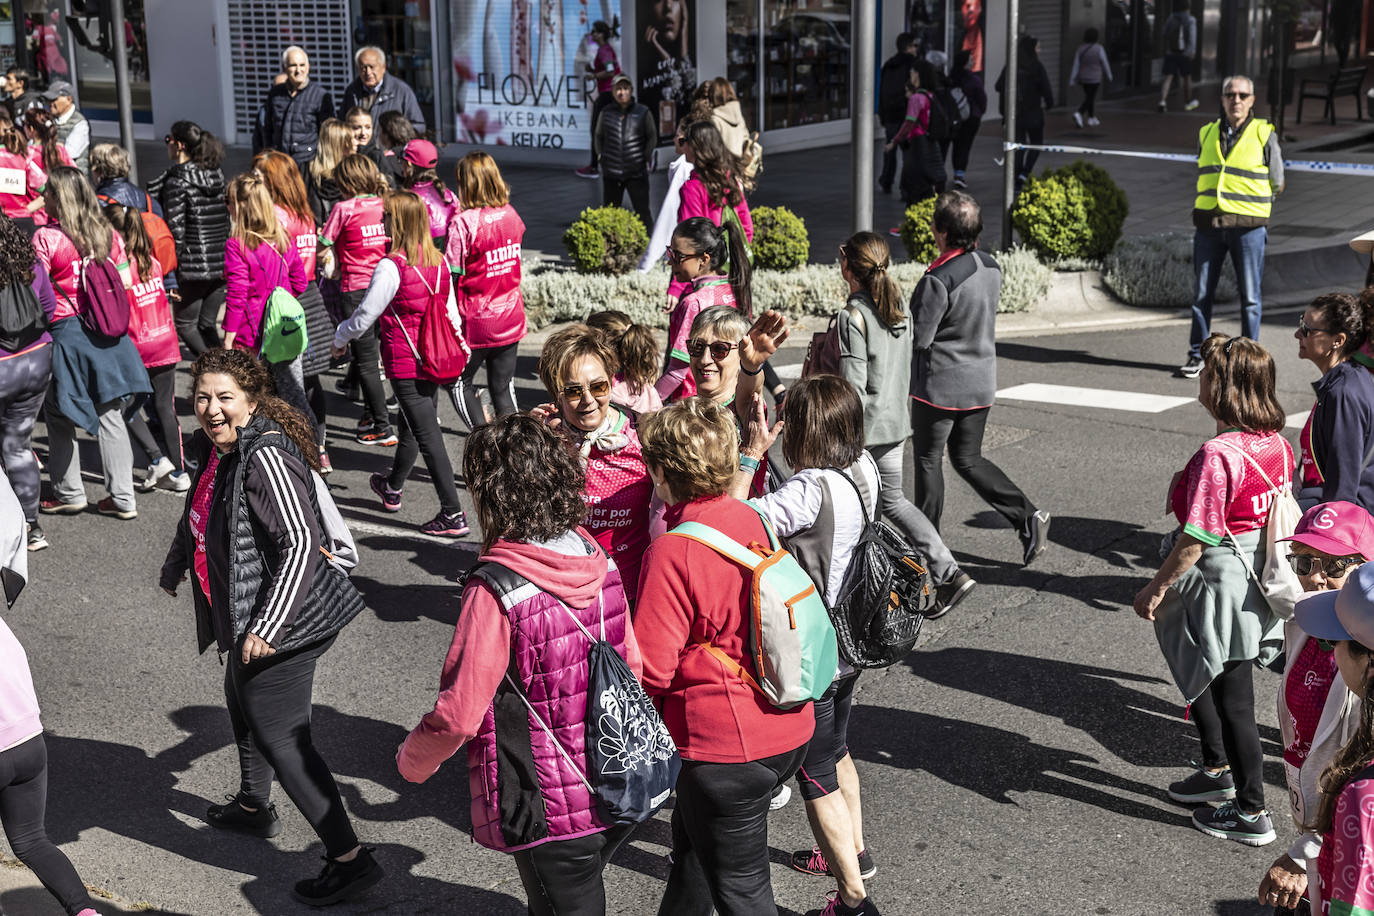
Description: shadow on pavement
996,340,1180,374
0,885,192,915
1213,900,1271,915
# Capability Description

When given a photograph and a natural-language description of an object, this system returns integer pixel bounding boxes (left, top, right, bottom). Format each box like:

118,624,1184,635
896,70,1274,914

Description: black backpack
0,280,46,353
827,469,934,668
924,88,962,143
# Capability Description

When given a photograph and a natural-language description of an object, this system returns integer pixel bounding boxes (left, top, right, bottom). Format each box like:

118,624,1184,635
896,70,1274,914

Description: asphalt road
0,305,1320,916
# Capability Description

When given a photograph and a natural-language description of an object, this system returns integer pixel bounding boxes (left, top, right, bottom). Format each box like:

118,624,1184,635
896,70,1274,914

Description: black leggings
0,735,96,916
797,673,859,801
1190,659,1266,812
342,288,392,434
951,118,981,174
173,278,224,355
513,823,636,916
0,343,51,522
126,363,182,469
224,634,359,858
1078,82,1100,117
659,745,808,916
1014,123,1045,179
305,374,327,447
911,402,1035,532
454,342,518,428
389,377,461,515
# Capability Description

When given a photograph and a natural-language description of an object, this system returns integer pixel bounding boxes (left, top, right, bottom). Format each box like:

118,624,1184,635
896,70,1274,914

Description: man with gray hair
256,45,335,163
340,46,426,134
908,190,1051,568
1178,73,1283,378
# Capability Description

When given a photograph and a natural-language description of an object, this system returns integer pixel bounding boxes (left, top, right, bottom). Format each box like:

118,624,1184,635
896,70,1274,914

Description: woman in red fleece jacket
397,414,641,916
636,398,815,916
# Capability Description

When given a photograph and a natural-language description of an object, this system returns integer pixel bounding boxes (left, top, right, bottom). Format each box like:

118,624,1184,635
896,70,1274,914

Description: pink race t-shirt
32,226,129,321
582,415,653,602
0,149,44,219
1316,769,1374,915
905,91,932,135
190,450,221,604
594,43,620,93
1299,404,1324,489
276,205,318,278
1168,430,1294,546
1283,637,1339,769
320,195,386,292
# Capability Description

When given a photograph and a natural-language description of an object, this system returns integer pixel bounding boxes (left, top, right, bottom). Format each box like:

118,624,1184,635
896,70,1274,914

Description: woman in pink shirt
672,120,752,303
321,154,394,446
33,167,148,519
0,115,46,236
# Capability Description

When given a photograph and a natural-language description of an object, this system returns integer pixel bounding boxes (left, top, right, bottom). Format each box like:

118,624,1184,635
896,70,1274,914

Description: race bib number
0,167,26,195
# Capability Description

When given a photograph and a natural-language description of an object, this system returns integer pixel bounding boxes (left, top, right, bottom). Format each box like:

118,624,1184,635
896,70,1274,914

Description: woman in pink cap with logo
1259,501,1372,915
398,139,457,252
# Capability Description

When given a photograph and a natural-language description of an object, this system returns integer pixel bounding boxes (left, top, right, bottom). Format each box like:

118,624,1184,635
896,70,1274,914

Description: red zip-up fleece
635,494,815,763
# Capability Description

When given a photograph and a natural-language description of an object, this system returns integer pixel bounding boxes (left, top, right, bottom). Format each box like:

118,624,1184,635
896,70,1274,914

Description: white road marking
1285,411,1310,429
996,383,1196,413
775,363,802,380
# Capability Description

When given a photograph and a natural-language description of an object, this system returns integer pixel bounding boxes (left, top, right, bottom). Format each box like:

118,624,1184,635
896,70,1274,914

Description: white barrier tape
1003,141,1374,176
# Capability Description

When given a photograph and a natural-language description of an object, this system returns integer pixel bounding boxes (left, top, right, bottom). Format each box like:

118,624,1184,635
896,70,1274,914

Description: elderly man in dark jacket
593,74,656,230
909,190,1051,566
258,46,335,164
339,46,425,134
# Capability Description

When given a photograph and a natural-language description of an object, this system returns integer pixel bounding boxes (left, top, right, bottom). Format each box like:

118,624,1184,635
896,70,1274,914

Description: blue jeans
1190,225,1266,359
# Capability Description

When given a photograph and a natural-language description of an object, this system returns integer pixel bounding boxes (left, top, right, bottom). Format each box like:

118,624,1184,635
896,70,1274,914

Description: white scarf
575,410,629,464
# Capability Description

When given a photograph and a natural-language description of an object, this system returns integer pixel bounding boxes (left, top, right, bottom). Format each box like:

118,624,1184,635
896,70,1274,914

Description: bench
1297,65,1368,124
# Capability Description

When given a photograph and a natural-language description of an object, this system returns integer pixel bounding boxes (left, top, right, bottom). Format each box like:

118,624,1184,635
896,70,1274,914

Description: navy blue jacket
260,80,336,163
1312,359,1374,511
340,75,425,133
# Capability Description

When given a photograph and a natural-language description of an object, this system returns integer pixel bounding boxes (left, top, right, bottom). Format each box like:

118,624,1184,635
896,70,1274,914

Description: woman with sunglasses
1295,292,1374,512
534,325,654,602
1257,501,1370,915
1134,332,1290,848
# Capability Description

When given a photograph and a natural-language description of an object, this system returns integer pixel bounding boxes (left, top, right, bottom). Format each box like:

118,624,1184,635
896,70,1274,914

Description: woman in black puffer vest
158,349,382,907
150,121,229,355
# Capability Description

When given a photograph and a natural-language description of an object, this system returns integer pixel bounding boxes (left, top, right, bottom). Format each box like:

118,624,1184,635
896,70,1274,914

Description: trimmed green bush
751,205,810,270
562,206,648,274
1055,160,1129,258
1102,232,1236,307
898,197,939,263
1011,159,1129,260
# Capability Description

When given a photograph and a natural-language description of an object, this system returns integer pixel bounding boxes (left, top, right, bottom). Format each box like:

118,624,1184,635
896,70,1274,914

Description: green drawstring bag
259,285,308,364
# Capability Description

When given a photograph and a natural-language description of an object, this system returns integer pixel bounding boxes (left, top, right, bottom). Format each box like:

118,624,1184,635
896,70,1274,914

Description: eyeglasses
664,248,702,265
1223,92,1253,99
560,379,611,401
1298,316,1334,337
686,339,739,360
1288,554,1362,578
163,134,173,144
1316,638,1337,653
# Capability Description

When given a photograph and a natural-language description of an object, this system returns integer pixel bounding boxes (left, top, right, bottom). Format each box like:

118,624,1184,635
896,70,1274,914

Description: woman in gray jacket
836,231,973,617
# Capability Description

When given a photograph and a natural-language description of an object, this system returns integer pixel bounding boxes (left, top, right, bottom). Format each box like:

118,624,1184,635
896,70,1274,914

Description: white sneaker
160,470,191,493
1073,111,1083,128
137,457,175,492
769,783,792,811
1184,99,1200,111
1087,116,1101,127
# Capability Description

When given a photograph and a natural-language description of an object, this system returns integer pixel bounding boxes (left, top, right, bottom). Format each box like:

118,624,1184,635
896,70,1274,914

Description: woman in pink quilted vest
398,414,642,915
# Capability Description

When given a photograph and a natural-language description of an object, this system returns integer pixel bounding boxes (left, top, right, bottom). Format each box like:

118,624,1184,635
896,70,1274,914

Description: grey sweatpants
45,393,135,512
868,440,958,585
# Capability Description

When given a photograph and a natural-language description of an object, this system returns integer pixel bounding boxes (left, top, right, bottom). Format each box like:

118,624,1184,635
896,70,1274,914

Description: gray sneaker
1179,356,1203,379
1191,801,1276,846
1167,765,1236,804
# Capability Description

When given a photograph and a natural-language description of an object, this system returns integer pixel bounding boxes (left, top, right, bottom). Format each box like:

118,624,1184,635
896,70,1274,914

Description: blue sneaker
1191,801,1276,846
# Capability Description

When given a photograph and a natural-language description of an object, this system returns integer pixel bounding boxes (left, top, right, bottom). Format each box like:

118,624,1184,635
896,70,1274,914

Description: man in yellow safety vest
1179,74,1284,379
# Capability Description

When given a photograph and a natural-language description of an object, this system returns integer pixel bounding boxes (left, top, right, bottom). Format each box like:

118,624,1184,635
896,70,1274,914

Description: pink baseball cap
1281,501,1374,561
402,139,438,169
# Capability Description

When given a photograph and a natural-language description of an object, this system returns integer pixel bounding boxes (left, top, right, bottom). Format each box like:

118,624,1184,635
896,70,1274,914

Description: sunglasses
1298,316,1334,337
1288,554,1362,578
560,379,611,401
1223,92,1253,99
664,248,702,266
1316,638,1337,653
686,339,739,360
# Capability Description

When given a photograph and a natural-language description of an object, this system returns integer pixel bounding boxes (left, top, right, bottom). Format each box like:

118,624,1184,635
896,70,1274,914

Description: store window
762,0,849,130
352,0,435,133
26,0,72,86
68,0,152,123
726,0,759,134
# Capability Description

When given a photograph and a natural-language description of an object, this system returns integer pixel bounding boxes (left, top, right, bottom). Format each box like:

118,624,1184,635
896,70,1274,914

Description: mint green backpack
258,247,307,364
668,506,838,708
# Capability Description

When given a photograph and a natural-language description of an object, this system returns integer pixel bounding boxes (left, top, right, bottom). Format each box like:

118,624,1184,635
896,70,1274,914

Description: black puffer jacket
261,80,335,163
594,102,656,180
160,416,365,655
153,163,230,283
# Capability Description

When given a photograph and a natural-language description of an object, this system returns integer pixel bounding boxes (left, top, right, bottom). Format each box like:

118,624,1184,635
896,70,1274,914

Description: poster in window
956,0,984,73
452,0,622,149
906,0,945,60
637,0,696,143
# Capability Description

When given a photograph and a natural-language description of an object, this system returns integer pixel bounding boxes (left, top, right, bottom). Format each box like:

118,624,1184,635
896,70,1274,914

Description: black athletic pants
224,634,359,858
454,342,518,427
603,174,653,234
878,119,903,190
389,377,461,515
126,363,182,469
0,735,97,915
951,118,981,174
658,745,807,916
1191,659,1266,812
911,402,1036,532
1014,123,1045,179
341,288,392,435
1078,82,1100,118
174,278,224,355
512,823,636,916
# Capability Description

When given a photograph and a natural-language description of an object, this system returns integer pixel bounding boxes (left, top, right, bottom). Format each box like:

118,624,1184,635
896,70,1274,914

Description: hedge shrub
1011,159,1128,261
751,205,810,270
562,206,648,274
897,196,939,263
995,247,1052,314
1102,232,1236,307
1055,160,1129,257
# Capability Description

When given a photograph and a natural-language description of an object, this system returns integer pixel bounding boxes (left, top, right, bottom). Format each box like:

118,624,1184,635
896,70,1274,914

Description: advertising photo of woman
638,0,696,143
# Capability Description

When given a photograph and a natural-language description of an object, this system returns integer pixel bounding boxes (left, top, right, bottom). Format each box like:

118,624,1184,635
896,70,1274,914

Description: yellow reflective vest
1195,118,1274,218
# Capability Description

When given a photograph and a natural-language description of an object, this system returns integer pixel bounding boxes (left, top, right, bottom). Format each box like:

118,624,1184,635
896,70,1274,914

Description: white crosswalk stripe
996,383,1196,413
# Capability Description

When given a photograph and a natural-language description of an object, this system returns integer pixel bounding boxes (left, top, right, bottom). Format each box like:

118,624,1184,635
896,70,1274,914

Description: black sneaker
818,890,882,915
1020,510,1051,567
790,846,877,881
1167,765,1236,804
926,569,975,620
205,795,282,838
1191,801,1276,847
293,847,384,906
1178,356,1203,379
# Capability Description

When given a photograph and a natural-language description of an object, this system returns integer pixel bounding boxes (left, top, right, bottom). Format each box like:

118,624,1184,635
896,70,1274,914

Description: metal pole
1000,0,1019,250
109,0,136,184
851,0,876,233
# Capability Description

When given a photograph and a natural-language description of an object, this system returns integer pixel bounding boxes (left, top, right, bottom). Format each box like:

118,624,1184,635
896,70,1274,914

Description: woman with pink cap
1259,501,1371,915
399,139,457,251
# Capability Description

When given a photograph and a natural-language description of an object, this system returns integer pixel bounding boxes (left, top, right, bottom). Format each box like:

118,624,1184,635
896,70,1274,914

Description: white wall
145,0,235,140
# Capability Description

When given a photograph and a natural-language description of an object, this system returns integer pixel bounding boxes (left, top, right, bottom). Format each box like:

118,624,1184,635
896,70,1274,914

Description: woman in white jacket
1259,500,1371,915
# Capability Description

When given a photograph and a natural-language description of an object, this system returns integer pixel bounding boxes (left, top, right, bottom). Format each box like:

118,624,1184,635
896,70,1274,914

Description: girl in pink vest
332,192,471,538
398,413,641,914
320,154,395,446
656,216,751,402
446,151,526,427
399,139,457,250
104,203,187,494
0,115,46,235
